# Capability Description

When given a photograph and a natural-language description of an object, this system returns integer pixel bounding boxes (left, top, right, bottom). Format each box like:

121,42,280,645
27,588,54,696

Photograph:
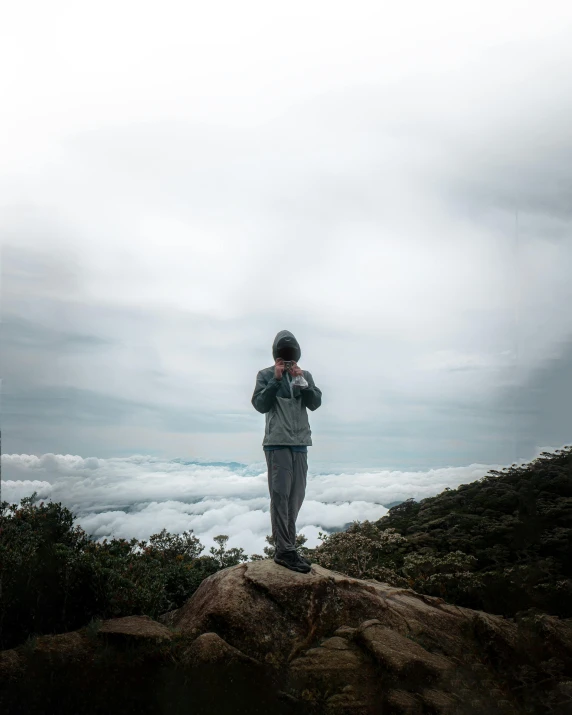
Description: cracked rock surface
162,560,572,714
2,560,572,714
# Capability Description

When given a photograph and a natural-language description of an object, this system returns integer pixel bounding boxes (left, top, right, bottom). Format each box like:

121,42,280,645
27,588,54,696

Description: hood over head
272,330,301,363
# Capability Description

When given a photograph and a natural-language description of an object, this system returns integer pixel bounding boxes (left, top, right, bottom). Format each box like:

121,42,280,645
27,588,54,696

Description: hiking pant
264,448,308,556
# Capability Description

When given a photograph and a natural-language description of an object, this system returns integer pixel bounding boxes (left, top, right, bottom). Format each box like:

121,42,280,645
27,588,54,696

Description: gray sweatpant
264,448,308,556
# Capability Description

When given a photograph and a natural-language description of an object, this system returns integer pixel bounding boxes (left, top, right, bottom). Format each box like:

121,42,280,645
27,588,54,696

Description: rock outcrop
2,560,572,714
157,560,572,713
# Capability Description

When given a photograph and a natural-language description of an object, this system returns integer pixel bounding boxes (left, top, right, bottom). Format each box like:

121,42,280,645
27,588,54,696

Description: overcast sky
1,1,571,551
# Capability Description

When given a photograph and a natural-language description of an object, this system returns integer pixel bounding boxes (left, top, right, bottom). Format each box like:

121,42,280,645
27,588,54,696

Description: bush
0,493,246,650
310,446,572,617
250,532,312,561
310,521,409,585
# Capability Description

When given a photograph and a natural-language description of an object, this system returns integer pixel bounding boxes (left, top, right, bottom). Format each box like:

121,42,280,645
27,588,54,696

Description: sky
1,1,571,553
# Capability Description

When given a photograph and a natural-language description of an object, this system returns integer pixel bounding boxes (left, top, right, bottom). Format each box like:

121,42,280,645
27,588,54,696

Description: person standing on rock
251,330,322,574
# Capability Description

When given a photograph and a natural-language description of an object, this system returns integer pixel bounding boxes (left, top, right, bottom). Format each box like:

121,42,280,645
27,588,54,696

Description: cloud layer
0,451,547,555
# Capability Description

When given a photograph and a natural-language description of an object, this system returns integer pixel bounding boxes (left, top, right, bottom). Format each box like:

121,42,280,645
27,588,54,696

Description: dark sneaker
296,553,312,566
274,550,311,573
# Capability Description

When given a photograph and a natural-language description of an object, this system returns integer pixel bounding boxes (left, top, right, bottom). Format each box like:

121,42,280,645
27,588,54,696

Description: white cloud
0,451,541,554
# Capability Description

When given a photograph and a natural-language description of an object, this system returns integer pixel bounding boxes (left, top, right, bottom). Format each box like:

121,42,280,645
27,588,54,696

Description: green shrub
0,494,246,650
310,446,572,617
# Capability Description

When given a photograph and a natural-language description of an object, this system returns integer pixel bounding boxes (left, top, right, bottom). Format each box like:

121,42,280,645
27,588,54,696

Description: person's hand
289,362,303,377
274,358,286,380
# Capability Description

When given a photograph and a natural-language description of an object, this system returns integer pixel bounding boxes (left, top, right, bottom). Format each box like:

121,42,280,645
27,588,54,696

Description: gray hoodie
251,330,322,447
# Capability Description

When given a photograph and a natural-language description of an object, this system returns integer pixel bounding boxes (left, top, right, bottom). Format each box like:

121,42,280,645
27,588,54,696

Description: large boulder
98,614,173,642
167,560,485,664
161,559,572,713
2,560,572,714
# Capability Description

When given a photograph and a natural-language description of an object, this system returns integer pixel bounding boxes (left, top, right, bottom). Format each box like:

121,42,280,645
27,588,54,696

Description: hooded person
251,330,322,573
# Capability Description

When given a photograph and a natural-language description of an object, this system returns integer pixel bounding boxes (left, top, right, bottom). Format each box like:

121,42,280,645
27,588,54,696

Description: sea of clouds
0,453,514,556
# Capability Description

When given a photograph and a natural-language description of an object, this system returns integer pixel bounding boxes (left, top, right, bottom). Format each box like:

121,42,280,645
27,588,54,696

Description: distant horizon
3,5,572,473
2,4,571,556
2,444,565,557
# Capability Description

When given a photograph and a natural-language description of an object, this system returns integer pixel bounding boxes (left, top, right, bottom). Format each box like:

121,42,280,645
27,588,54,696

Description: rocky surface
98,614,173,641
158,560,572,713
2,560,572,714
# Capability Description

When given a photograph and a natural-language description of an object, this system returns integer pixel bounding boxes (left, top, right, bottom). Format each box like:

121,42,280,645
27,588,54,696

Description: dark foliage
309,445,572,618
0,495,247,650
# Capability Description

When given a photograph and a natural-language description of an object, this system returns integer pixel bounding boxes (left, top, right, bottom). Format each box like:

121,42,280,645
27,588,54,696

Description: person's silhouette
251,330,322,573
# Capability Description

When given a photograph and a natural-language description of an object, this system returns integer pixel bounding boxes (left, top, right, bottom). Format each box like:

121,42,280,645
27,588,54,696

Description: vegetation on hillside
1,445,570,651
308,446,572,618
0,497,248,650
